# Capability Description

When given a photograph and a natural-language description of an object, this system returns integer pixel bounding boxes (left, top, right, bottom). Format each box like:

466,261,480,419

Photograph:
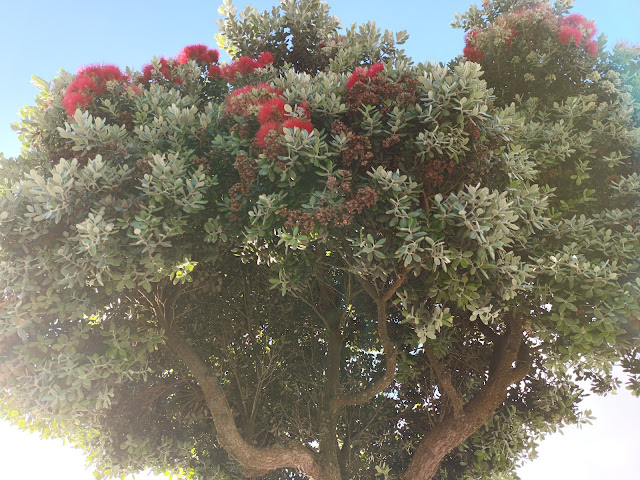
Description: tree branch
332,270,408,408
382,267,409,302
476,320,500,343
155,305,321,478
333,298,397,408
354,273,379,299
424,343,464,417
402,314,532,480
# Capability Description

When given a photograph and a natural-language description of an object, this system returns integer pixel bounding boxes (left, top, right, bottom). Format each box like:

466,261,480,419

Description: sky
0,0,639,478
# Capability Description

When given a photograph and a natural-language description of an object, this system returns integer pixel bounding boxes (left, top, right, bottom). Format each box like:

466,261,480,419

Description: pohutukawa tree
1,0,639,479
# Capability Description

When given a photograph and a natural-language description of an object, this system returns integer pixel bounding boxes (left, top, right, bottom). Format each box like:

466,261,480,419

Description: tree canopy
0,0,639,479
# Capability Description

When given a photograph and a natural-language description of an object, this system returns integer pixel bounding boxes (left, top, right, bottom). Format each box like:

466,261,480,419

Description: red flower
61,92,92,116
559,13,597,43
222,57,259,80
558,26,583,45
178,44,203,64
208,64,222,78
178,44,220,64
282,118,314,134
207,49,221,64
237,56,260,75
220,63,236,80
141,64,154,83
346,66,369,90
585,41,598,57
229,83,269,98
562,14,596,37
465,30,482,42
562,13,586,25
62,64,128,115
70,75,99,94
464,30,485,62
255,121,280,147
80,64,127,84
226,83,283,117
367,62,385,78
463,45,485,62
221,52,275,81
140,57,183,85
258,51,275,67
158,57,172,79
230,83,281,100
224,57,258,79
257,97,288,124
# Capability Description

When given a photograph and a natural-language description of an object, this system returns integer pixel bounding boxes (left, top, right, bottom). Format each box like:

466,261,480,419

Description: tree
0,0,638,478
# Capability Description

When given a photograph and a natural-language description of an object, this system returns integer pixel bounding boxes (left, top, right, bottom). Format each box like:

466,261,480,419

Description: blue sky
0,0,639,478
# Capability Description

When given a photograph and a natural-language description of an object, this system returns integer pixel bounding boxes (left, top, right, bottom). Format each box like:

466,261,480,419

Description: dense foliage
1,1,639,479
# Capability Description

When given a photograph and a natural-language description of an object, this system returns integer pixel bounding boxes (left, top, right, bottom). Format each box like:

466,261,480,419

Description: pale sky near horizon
0,1,639,479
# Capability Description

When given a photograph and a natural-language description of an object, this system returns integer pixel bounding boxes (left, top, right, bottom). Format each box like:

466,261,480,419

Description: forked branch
424,343,464,416
333,298,397,408
153,298,321,479
402,314,532,480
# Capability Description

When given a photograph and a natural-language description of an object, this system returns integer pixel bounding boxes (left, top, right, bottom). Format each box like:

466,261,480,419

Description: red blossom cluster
62,64,129,115
257,97,288,124
141,57,184,85
224,83,313,150
254,121,282,149
463,30,485,62
218,51,275,81
557,13,598,56
226,83,283,118
463,9,599,62
141,44,222,85
129,44,277,95
255,112,314,149
346,62,385,90
177,44,220,64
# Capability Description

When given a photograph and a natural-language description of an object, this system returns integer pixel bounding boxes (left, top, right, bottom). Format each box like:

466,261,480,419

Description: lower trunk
403,319,531,479
401,416,476,480
317,408,342,480
402,386,526,479
316,463,343,480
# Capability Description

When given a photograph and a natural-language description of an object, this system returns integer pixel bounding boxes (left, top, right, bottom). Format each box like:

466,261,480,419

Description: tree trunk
401,414,488,480
403,316,531,480
315,462,344,480
159,317,321,478
317,326,343,478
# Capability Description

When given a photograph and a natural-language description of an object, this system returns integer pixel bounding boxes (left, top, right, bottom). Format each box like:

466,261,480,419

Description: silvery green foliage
0,61,222,478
